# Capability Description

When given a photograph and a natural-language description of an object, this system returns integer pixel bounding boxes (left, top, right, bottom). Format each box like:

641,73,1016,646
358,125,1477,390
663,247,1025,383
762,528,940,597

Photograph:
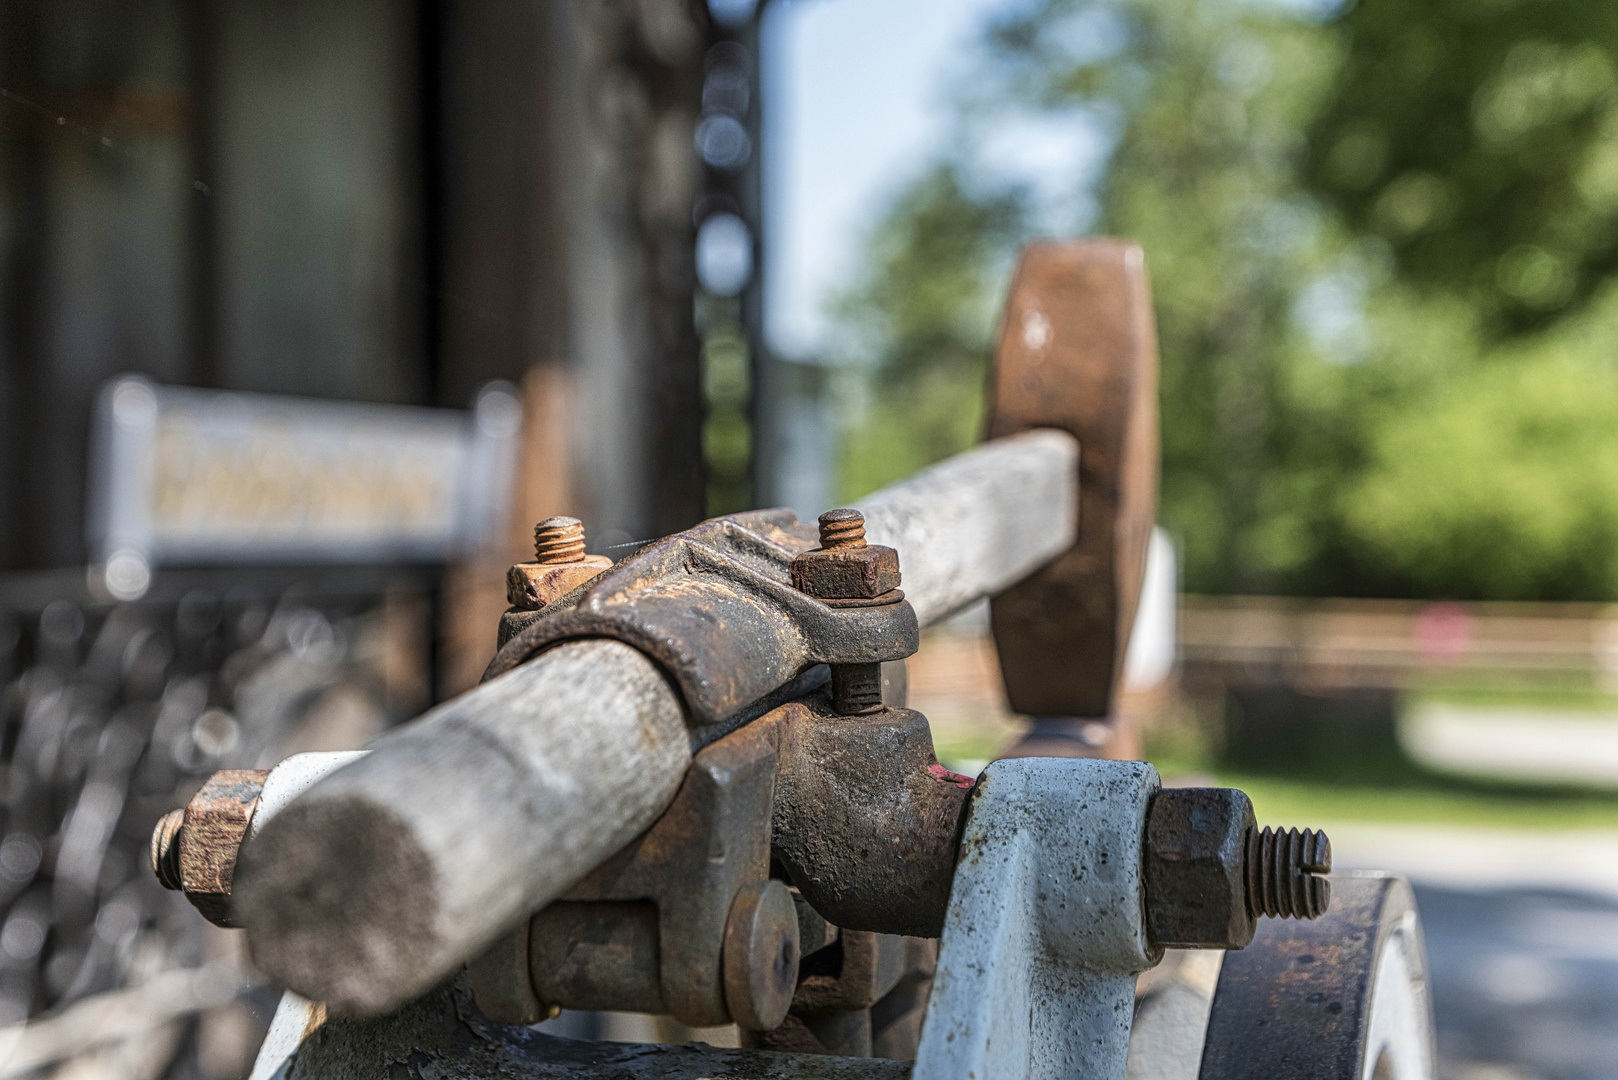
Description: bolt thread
1245,826,1331,920
830,662,884,714
534,517,586,564
151,809,184,891
818,509,867,550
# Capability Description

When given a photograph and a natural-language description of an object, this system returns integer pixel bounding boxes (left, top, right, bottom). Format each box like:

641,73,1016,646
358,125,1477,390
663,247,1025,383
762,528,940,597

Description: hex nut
506,555,613,611
789,546,901,601
1144,787,1257,950
165,769,269,928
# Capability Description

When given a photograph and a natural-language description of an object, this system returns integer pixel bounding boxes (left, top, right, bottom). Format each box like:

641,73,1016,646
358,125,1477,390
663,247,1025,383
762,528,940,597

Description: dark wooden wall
0,0,713,572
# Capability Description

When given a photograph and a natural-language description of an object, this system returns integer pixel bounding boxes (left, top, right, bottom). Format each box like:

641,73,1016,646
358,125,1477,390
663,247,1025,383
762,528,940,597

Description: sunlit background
6,0,1618,1077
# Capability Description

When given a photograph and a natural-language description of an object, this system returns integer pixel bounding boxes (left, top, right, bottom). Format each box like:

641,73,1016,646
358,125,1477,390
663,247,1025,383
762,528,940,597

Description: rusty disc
722,880,800,1032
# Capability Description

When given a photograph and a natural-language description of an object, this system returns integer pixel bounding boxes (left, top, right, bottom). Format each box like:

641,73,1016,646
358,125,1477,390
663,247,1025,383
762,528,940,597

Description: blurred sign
88,377,521,598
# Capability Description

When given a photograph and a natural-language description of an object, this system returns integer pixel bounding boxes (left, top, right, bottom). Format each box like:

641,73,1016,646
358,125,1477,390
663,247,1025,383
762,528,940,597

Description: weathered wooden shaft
859,429,1079,627
232,430,1079,1016
234,640,691,1016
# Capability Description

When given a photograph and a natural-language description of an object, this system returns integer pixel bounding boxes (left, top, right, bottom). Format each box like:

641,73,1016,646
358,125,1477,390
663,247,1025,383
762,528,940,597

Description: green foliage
831,166,1024,500
1346,287,1618,599
835,166,1025,390
1306,0,1618,333
832,0,1618,601
701,300,753,516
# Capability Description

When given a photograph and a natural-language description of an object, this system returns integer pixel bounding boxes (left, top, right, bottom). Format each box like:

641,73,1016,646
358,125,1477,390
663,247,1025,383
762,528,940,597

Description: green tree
1306,0,1618,334
834,0,1618,601
832,165,1027,499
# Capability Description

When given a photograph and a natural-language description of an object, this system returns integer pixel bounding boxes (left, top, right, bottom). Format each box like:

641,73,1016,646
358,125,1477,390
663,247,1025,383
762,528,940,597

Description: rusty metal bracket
987,240,1159,719
768,698,974,939
485,510,920,739
469,690,971,1035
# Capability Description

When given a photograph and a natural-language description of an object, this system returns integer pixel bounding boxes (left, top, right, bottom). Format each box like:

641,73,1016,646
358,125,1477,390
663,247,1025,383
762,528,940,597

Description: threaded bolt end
534,517,586,564
1245,825,1331,920
151,809,185,891
818,509,866,550
830,662,884,715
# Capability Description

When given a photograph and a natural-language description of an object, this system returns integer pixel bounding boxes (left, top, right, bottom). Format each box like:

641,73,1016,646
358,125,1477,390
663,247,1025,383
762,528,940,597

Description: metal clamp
485,509,920,738
468,689,973,1032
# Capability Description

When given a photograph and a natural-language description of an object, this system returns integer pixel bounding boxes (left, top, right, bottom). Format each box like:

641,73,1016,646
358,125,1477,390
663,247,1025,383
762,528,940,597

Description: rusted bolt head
1144,787,1258,950
791,511,900,601
722,879,800,1031
506,555,613,611
151,769,269,928
508,516,613,611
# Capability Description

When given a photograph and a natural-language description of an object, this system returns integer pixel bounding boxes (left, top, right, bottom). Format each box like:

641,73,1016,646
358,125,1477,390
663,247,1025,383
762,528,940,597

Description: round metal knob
722,879,800,1031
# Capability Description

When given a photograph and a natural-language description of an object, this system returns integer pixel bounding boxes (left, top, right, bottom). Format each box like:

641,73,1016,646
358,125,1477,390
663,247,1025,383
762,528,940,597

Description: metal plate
1198,874,1436,1080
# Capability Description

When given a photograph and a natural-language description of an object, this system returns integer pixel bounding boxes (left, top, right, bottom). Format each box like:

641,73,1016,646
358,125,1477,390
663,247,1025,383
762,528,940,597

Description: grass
1139,689,1618,830
1189,769,1618,830
1406,680,1618,713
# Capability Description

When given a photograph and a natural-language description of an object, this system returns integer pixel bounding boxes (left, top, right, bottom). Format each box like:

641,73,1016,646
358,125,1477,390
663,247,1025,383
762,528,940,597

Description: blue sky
762,0,1106,361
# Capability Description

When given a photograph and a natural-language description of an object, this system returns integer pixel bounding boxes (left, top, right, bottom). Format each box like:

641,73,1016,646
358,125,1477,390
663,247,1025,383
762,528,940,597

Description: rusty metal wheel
1198,874,1436,1080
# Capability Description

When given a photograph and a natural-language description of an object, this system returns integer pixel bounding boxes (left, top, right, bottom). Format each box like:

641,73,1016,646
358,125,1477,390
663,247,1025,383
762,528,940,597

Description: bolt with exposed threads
1245,825,1331,920
508,517,613,611
817,508,867,550
533,517,587,564
788,509,903,715
148,769,268,927
1145,787,1331,950
151,808,185,891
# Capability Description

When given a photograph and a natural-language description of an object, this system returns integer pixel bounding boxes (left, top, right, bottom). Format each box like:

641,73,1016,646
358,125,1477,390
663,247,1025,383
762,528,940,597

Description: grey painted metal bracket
913,757,1164,1080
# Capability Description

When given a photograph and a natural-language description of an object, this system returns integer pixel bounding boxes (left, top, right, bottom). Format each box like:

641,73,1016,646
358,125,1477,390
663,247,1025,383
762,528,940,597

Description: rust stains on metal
770,698,972,938
533,517,587,563
158,768,269,927
507,517,613,612
987,240,1159,719
1200,875,1432,1080
787,511,907,715
816,508,867,550
487,509,919,735
722,880,801,1032
790,511,901,603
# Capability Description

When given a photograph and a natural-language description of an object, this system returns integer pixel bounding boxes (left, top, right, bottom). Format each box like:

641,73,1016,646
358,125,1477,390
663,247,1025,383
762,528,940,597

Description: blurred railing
1179,595,1618,693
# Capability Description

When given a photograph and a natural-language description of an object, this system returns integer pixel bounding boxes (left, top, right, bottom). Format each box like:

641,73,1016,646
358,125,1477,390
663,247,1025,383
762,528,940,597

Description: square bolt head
506,555,614,610
790,545,901,600
1144,787,1257,950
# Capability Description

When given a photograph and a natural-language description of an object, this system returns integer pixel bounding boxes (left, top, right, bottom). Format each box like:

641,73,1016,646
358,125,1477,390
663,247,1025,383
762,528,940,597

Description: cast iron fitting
1245,825,1331,920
